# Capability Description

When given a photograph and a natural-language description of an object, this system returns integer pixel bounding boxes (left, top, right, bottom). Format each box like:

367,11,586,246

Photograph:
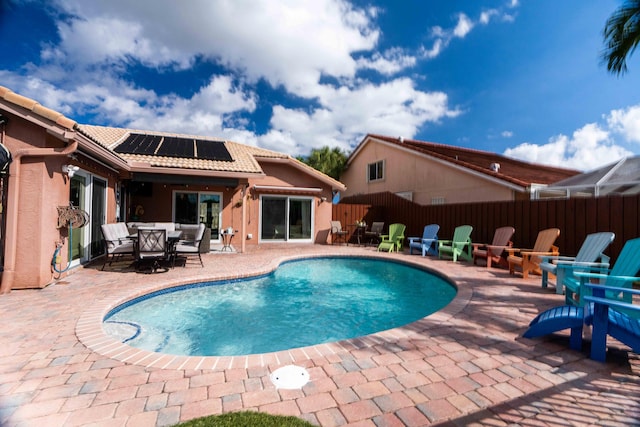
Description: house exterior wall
341,140,516,205
2,118,77,289
1,99,339,291
248,161,334,245
120,161,334,247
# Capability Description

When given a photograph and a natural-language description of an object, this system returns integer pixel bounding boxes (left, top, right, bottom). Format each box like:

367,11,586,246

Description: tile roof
357,134,580,188
78,125,266,174
77,125,346,189
0,86,77,130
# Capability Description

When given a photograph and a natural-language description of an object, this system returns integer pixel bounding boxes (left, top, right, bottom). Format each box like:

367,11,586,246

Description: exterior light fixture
62,164,80,178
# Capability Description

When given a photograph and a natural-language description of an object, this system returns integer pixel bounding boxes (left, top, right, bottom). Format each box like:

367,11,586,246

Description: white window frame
367,159,385,182
258,194,315,243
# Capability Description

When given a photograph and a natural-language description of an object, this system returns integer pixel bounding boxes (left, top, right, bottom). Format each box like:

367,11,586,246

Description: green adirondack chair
377,223,406,252
438,225,473,262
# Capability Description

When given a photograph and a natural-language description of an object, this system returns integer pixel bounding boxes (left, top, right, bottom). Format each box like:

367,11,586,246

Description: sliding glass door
260,196,313,242
173,191,222,241
69,171,107,266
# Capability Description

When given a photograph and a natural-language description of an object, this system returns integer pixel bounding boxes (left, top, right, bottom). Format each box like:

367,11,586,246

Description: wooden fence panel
338,192,640,263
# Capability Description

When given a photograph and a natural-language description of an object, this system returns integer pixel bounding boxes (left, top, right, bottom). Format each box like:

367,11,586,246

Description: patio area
1,244,639,426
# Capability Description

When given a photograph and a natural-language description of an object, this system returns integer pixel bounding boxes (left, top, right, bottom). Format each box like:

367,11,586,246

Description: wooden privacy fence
336,192,640,264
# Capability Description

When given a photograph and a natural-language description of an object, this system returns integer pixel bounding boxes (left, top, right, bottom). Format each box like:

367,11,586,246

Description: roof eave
128,162,266,179
255,155,347,191
359,135,527,192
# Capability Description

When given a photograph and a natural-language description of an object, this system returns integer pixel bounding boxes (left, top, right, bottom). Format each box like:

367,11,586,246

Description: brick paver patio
1,244,639,426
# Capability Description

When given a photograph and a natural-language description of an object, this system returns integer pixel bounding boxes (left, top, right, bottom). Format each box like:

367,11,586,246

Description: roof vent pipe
490,162,500,172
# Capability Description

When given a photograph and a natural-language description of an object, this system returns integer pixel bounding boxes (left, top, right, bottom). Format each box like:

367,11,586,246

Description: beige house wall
3,119,86,289
341,141,516,205
249,162,334,245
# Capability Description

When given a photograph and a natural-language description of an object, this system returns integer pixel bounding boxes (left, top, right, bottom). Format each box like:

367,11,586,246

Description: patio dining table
128,230,183,266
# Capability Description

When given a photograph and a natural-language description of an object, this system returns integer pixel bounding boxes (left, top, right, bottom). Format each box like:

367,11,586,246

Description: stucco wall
4,125,75,289
341,140,515,205
249,161,334,245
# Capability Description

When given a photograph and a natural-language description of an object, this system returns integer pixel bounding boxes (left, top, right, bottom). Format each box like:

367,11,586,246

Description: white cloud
356,48,417,75
480,10,499,25
263,78,460,155
3,0,462,157
51,0,380,98
453,14,474,38
504,122,633,171
421,4,517,60
606,105,640,144
501,130,513,138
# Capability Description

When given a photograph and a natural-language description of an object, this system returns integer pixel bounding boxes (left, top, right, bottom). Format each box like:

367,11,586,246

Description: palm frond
602,0,640,75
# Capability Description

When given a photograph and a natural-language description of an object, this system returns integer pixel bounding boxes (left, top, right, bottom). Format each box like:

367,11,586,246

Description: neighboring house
0,86,345,291
340,134,580,205
534,156,640,199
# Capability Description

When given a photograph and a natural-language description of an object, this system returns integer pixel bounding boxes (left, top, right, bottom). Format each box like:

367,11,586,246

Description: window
368,160,384,182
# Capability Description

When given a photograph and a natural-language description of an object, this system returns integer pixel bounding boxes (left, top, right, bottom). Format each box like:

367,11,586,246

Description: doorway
259,196,313,242
173,191,222,242
69,171,107,266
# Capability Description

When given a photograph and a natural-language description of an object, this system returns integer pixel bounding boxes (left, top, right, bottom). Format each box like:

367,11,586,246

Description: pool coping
76,252,472,371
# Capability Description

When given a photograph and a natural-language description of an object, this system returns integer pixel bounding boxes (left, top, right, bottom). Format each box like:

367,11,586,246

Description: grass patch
174,411,315,427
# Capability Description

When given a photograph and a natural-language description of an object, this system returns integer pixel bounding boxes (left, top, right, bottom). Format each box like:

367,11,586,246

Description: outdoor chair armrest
438,239,453,245
554,260,609,269
576,271,640,283
485,244,511,251
584,295,640,313
584,283,640,298
540,255,575,263
519,250,558,257
506,247,527,256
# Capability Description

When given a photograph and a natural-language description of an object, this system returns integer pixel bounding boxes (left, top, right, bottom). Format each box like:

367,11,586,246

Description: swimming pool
103,257,456,356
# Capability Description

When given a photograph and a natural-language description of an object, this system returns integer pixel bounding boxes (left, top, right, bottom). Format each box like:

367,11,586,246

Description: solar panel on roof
114,133,233,162
196,139,233,161
115,134,162,155
157,137,195,158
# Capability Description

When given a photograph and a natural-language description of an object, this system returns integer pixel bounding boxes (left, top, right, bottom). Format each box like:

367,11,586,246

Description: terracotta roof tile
78,125,264,174
77,125,345,190
0,85,77,130
363,134,579,187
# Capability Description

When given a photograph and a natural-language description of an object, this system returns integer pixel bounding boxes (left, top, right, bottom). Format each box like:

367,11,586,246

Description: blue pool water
104,257,456,356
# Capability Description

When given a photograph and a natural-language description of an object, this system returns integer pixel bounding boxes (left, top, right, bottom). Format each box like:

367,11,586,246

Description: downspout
0,138,78,294
240,184,247,253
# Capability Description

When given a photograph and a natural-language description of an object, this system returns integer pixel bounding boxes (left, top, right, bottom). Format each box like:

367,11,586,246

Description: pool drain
269,365,310,389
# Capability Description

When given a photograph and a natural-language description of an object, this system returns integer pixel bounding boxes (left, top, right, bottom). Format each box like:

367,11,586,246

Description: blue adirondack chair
523,238,640,362
438,225,473,262
584,283,640,362
539,232,615,294
408,224,439,256
565,237,640,307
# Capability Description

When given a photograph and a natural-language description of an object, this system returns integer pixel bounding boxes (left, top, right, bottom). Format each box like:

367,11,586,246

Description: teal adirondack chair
566,237,640,308
438,225,473,262
539,232,615,294
377,223,406,252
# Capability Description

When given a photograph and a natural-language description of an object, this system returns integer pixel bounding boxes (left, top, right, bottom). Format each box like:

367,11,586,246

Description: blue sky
1,0,639,171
